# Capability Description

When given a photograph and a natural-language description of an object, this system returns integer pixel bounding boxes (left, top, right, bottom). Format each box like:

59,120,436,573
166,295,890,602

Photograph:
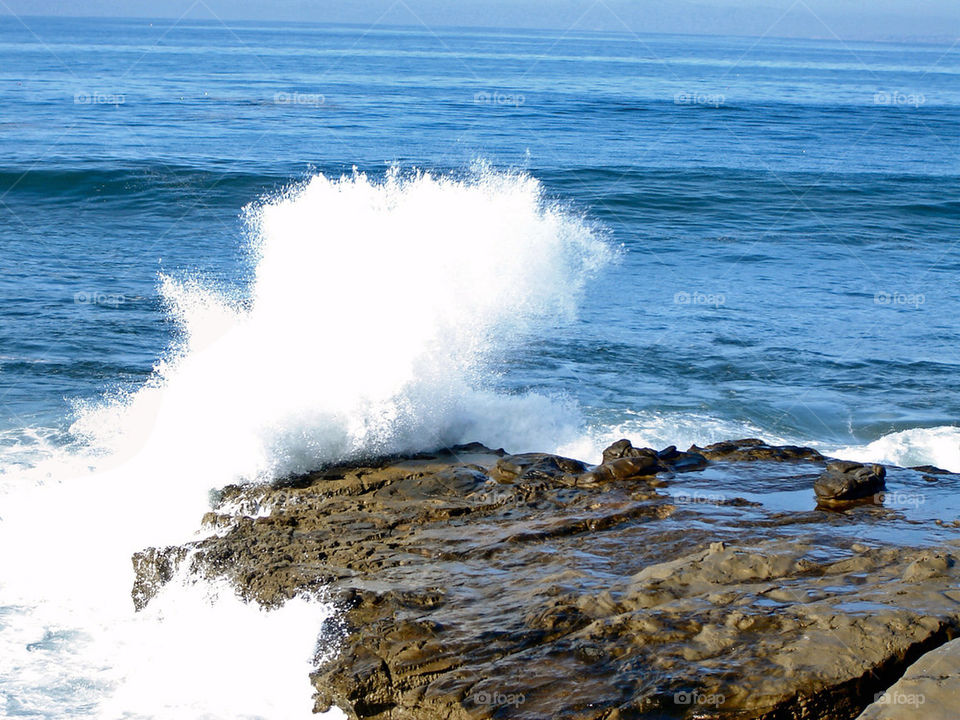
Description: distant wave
0,166,288,200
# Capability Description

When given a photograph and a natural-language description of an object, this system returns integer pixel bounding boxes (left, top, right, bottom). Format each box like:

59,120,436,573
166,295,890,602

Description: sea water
1,17,959,718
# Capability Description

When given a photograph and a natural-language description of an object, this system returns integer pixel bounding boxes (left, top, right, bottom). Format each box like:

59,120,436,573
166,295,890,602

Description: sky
1,0,959,43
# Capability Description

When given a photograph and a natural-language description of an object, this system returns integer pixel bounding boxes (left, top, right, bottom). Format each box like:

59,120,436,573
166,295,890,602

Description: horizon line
1,12,958,48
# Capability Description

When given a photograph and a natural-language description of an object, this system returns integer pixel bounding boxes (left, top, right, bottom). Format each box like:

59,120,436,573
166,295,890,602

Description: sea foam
829,425,960,473
74,165,611,490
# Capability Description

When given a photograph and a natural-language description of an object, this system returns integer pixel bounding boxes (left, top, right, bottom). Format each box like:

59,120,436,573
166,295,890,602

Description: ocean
0,16,958,718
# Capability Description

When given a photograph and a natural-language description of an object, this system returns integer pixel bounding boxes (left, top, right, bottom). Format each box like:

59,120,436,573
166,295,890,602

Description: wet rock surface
815,461,887,504
688,438,824,463
132,439,960,719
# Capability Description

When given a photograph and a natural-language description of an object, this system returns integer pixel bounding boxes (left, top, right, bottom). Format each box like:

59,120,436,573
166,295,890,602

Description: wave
0,165,287,199
0,165,611,719
71,164,611,483
829,425,960,472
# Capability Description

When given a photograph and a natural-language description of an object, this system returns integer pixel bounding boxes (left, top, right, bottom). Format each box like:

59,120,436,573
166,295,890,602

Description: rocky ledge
132,439,960,719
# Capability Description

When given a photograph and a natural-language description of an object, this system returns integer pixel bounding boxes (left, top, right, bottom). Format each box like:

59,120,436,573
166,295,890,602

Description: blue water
2,17,959,455
2,17,960,720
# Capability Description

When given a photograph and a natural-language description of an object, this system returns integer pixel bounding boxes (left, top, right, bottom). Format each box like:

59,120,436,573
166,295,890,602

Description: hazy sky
2,0,959,43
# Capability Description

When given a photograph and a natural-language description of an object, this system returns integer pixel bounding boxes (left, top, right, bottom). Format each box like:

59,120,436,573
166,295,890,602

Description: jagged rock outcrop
131,439,960,719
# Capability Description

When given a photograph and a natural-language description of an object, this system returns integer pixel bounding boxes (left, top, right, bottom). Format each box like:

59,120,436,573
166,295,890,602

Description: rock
910,464,951,475
856,638,960,720
490,441,706,489
602,438,659,464
598,439,708,475
489,453,588,484
690,438,824,462
131,545,187,611
577,454,661,485
903,552,955,582
130,440,960,720
815,461,887,503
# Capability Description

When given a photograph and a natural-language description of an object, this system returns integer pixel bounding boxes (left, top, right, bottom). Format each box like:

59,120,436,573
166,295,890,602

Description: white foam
73,165,611,486
0,570,344,720
829,425,960,472
0,437,349,720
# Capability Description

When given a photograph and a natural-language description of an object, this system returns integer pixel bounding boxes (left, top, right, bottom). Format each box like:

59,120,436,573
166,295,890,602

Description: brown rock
815,461,886,503
690,438,824,462
130,441,960,720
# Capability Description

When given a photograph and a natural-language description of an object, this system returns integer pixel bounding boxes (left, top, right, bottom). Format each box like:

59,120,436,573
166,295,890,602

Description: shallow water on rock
665,461,960,547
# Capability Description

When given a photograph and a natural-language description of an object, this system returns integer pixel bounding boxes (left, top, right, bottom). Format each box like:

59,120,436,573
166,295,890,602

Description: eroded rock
130,439,960,719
